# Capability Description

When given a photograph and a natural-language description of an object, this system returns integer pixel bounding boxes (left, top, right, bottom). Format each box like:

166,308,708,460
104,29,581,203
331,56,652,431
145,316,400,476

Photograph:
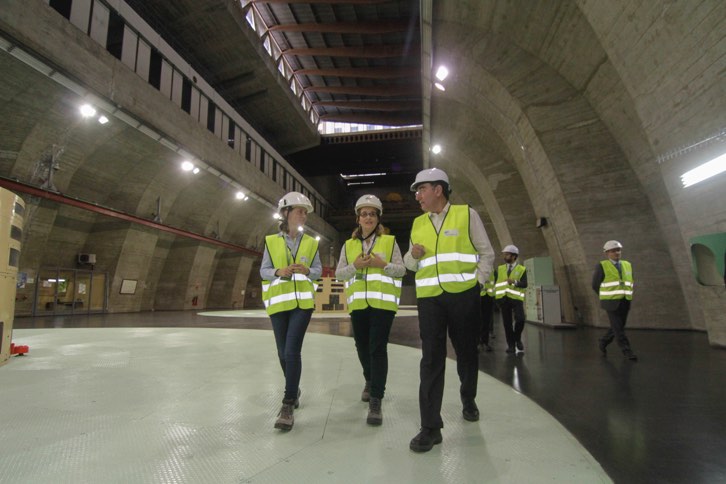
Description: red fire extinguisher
192,296,198,306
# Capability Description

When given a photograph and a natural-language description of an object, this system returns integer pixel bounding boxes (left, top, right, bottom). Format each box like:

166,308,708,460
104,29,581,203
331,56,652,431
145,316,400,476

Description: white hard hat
603,240,623,252
355,194,383,215
278,192,313,214
502,244,519,255
410,167,451,192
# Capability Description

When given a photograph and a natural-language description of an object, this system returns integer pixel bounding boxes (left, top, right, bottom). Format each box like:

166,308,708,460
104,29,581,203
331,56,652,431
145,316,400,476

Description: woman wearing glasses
335,194,406,425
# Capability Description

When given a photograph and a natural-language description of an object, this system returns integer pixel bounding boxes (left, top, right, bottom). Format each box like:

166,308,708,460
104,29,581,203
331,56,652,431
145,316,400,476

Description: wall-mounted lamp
431,144,442,155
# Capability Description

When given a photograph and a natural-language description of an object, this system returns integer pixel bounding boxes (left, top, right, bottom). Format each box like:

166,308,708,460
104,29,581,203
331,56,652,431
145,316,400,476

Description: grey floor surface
1,323,609,484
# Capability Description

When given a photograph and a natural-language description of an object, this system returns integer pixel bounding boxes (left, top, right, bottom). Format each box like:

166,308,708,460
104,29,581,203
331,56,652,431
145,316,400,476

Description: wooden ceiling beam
304,85,420,96
314,100,420,111
283,45,417,58
269,21,409,34
252,0,390,4
295,67,418,79
319,112,422,126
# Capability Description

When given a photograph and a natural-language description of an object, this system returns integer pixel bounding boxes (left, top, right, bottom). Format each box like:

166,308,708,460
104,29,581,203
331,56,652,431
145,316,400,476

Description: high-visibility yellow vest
599,260,633,301
261,234,319,315
411,205,479,298
343,235,402,312
494,264,526,301
480,271,495,297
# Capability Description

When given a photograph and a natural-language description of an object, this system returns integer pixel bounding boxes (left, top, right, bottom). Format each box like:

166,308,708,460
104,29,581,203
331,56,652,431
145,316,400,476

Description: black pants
479,295,494,346
600,300,632,352
350,307,395,399
499,298,525,348
417,285,481,429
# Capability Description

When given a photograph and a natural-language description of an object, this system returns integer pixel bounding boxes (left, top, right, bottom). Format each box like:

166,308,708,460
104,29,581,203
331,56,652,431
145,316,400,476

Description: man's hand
411,243,426,259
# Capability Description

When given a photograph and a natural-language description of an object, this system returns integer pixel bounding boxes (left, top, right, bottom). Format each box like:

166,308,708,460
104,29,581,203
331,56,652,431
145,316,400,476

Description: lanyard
362,233,377,256
284,233,302,265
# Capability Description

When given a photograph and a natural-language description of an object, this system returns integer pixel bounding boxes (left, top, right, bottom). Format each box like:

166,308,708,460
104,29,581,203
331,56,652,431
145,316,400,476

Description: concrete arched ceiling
429,1,696,326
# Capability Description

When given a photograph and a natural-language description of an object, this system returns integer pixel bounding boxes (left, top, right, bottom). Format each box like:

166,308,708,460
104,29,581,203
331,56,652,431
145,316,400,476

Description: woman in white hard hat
260,191,323,431
335,194,405,426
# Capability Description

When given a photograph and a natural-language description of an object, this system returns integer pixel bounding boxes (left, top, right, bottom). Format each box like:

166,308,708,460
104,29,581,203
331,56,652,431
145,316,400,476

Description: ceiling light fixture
235,191,245,200
340,172,387,179
434,82,446,91
79,104,96,118
347,181,375,186
431,144,442,154
181,160,195,171
681,152,726,187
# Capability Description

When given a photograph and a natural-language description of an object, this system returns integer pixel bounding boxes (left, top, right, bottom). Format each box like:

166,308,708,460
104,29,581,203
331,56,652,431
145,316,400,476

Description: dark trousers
499,298,525,348
479,295,494,346
350,307,395,399
270,308,313,402
417,285,481,429
600,300,632,352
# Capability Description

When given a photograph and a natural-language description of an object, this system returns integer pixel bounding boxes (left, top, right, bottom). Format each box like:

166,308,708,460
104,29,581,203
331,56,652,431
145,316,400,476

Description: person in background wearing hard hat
495,245,528,354
260,192,323,431
592,240,637,361
404,168,495,453
335,194,405,426
478,268,497,353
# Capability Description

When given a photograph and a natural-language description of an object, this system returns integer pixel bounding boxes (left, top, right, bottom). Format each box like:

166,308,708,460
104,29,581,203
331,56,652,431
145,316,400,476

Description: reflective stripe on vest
262,234,319,315
411,205,479,298
494,264,526,301
480,271,496,297
343,235,402,312
599,260,633,300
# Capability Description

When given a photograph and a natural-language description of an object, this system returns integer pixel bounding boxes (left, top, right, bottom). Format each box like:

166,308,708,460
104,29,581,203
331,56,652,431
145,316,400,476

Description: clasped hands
353,253,386,269
276,263,309,278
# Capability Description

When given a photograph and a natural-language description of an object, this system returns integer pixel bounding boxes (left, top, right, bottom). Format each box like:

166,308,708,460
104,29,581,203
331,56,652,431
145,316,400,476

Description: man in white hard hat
494,245,528,354
592,240,637,361
404,167,495,453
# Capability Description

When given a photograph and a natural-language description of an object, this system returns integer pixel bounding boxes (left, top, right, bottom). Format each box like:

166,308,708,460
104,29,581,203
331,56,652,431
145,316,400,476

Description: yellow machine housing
0,188,24,366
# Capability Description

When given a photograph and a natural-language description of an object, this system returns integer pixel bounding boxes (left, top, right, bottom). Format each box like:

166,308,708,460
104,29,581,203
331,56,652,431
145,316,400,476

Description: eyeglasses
358,211,378,218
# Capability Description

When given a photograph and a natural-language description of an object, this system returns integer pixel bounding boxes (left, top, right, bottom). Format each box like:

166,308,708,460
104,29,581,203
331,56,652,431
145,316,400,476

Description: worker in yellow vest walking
404,168,495,453
260,192,322,431
335,195,405,426
495,245,528,354
592,240,637,361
